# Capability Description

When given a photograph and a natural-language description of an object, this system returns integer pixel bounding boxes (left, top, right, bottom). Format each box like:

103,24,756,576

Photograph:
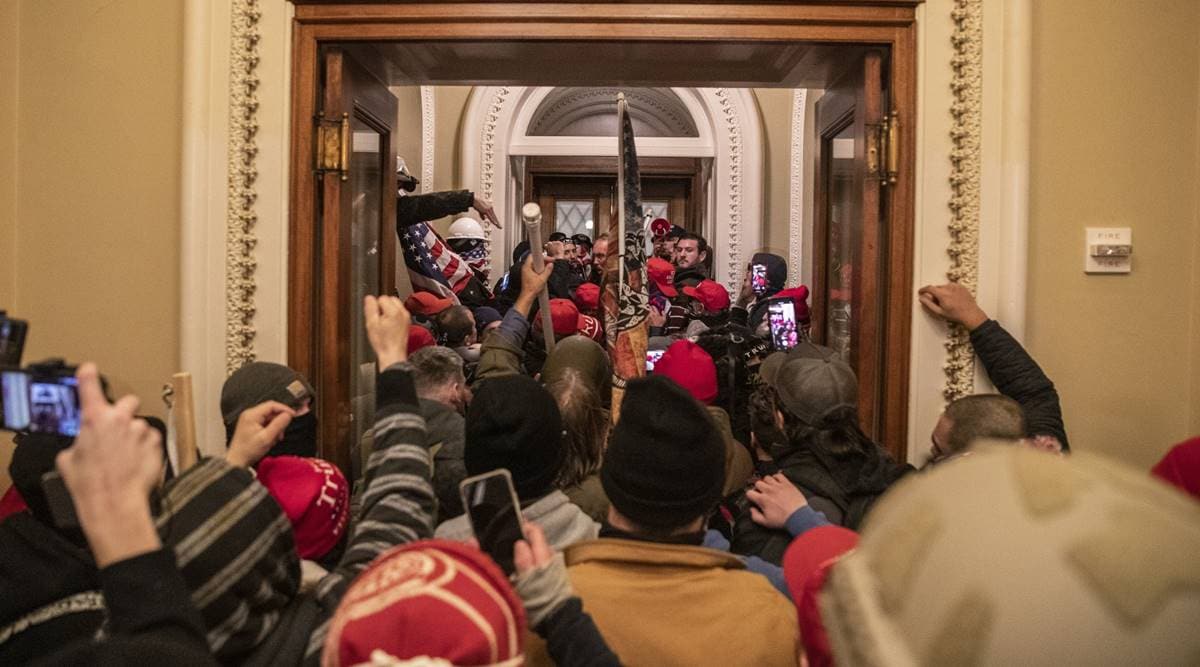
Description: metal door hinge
315,112,350,181
867,110,900,187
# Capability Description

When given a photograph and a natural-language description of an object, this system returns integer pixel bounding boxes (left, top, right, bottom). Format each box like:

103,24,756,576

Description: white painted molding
460,85,762,293
996,0,1031,340
420,86,436,193
788,89,808,287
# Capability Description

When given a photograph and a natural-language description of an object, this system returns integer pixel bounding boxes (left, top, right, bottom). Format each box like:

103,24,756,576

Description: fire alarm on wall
1084,227,1133,274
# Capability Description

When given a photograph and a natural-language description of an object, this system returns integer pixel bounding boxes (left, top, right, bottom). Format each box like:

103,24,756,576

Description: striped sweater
247,362,436,665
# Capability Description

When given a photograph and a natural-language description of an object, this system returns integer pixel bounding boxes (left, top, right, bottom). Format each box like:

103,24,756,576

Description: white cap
447,217,486,240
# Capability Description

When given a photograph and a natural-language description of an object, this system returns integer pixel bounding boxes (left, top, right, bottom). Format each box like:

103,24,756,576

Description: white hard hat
447,217,486,241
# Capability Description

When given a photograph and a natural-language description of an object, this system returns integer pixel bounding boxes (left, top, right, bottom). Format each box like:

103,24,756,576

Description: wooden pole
170,373,199,473
522,202,556,355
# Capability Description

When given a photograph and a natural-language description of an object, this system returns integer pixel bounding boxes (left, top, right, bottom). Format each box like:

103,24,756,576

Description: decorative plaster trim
420,86,436,193
788,89,808,287
224,0,261,373
712,88,745,290
478,86,512,277
944,0,984,400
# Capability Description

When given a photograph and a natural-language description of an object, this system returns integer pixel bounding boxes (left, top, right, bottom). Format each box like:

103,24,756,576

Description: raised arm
305,296,436,659
919,283,1069,451
476,255,554,382
396,190,502,230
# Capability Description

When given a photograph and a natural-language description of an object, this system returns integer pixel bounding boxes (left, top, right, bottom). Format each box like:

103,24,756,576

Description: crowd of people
2,204,1199,665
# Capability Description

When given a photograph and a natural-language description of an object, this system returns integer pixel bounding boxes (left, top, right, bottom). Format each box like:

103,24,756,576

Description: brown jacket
564,538,800,667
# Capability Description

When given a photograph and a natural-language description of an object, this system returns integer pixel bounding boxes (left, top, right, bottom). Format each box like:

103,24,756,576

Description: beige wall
1,0,185,488
1027,0,1200,468
754,88,795,257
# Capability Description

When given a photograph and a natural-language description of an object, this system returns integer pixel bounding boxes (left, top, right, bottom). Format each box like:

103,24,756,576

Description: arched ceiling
526,87,699,137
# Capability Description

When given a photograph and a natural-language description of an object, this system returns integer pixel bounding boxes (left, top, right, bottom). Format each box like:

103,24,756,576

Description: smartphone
646,349,666,371
750,264,769,296
0,316,28,367
768,301,799,352
459,469,526,575
0,369,82,436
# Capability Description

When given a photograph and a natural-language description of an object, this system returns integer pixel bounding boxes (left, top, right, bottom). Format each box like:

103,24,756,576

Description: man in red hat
645,257,690,336
404,291,454,323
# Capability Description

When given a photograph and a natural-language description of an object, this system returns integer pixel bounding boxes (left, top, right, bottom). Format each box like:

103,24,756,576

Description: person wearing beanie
221,361,318,458
563,375,800,667
820,445,1200,666
435,375,599,552
325,524,620,667
473,305,503,337
653,340,755,497
255,455,352,580
243,295,439,665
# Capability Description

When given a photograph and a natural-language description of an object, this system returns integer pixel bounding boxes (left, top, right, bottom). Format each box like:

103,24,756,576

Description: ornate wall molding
477,86,512,277
712,88,744,289
225,0,261,373
420,86,436,193
788,89,808,287
944,0,984,401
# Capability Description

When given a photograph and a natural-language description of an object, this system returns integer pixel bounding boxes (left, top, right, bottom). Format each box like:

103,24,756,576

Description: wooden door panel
315,48,398,477
813,49,893,455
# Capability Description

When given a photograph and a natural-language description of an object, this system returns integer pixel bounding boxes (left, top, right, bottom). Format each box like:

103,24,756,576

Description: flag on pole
603,94,650,421
400,222,473,301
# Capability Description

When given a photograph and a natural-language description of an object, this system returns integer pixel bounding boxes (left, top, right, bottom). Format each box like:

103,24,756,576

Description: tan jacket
564,538,800,667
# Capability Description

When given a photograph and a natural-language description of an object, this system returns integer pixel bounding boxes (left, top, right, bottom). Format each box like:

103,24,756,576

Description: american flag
400,222,472,300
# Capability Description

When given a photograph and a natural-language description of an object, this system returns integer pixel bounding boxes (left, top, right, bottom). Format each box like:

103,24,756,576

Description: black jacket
396,189,474,230
731,440,910,565
0,514,102,664
39,549,216,666
970,319,1070,451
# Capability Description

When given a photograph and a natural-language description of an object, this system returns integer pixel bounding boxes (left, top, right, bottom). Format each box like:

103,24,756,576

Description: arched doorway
460,85,764,291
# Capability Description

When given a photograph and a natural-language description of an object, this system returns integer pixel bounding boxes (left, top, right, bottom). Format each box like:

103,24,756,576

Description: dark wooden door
314,48,398,477
812,49,898,456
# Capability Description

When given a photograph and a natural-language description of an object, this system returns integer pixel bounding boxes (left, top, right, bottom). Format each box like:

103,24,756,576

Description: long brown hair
545,367,610,488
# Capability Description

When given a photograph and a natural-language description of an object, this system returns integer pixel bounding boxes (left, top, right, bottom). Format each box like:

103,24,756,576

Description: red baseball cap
682,279,730,312
782,525,859,667
255,456,350,560
323,539,526,666
404,291,454,317
653,339,718,405
407,326,436,354
646,257,678,297
573,282,601,312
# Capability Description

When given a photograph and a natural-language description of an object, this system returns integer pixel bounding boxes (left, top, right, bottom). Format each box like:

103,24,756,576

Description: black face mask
273,411,319,459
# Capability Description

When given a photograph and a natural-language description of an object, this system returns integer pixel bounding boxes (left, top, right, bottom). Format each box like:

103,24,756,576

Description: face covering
273,411,319,459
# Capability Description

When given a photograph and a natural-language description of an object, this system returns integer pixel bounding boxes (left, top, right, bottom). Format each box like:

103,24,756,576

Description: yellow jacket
563,538,801,667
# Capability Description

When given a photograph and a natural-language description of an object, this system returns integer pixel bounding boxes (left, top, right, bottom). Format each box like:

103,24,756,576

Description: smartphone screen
646,349,666,371
751,264,768,295
0,317,28,368
459,470,525,575
1,370,31,431
0,370,81,436
769,301,799,351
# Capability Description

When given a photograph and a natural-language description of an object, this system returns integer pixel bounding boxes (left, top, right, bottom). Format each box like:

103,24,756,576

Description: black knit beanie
465,375,565,500
220,361,315,428
602,375,726,529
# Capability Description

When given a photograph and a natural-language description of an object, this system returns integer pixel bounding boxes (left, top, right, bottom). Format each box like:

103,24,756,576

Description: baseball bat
521,202,557,355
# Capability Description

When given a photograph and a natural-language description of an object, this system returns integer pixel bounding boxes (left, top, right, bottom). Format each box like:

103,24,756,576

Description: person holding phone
434,373,600,552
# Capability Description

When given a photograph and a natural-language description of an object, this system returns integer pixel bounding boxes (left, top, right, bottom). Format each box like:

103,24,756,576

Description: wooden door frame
287,1,920,458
